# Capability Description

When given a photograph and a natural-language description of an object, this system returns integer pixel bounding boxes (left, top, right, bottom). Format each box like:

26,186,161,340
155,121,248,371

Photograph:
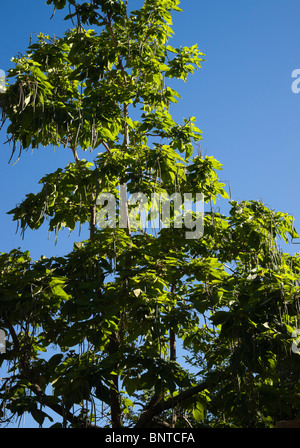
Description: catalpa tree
0,0,300,428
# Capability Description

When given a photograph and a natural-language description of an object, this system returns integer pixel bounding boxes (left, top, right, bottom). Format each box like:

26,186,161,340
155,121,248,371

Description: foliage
0,0,300,428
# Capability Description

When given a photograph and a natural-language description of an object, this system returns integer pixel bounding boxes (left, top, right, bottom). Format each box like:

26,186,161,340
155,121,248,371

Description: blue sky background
1,0,300,427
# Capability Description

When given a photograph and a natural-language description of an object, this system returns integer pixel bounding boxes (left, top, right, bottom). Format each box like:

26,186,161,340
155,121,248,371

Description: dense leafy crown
0,0,300,429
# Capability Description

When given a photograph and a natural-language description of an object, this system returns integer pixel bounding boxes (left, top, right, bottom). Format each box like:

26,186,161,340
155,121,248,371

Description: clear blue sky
1,0,300,427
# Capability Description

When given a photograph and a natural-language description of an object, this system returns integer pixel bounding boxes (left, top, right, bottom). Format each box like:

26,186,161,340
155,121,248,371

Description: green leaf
192,402,205,422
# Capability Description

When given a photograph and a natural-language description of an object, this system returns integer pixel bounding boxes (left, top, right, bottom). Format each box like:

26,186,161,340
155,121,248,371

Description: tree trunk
109,331,123,428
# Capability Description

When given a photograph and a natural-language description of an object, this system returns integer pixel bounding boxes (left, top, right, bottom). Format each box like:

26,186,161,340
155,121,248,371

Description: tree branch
106,15,127,86
3,317,99,428
170,283,176,362
70,144,80,167
101,140,111,153
134,381,208,428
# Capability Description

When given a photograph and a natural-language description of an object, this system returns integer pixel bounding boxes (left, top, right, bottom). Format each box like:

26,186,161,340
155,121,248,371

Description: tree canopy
1,0,300,429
